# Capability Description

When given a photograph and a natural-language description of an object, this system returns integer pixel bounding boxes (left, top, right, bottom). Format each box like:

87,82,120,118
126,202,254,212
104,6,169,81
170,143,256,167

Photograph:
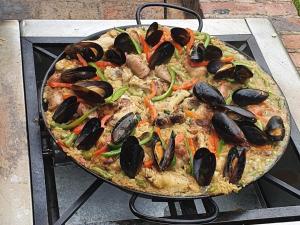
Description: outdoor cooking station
1,17,300,225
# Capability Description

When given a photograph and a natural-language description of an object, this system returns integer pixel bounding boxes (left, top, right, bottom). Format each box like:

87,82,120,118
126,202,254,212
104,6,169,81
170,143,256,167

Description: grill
22,29,300,225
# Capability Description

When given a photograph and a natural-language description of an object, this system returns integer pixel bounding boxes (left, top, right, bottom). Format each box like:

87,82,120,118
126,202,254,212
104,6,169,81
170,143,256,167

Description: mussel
193,82,225,106
265,116,285,141
234,65,253,83
64,42,104,62
152,131,176,171
223,146,246,184
72,80,113,103
232,88,269,106
52,96,79,123
104,48,126,66
207,60,235,79
190,43,205,63
212,112,247,144
204,45,223,61
146,22,163,47
75,118,104,150
111,112,139,144
238,121,269,145
220,105,257,123
148,41,175,69
171,27,190,46
193,148,216,186
114,33,137,54
61,66,96,83
120,136,144,178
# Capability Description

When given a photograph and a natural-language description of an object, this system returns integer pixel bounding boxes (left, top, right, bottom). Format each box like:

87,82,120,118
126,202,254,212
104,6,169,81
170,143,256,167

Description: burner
21,34,300,225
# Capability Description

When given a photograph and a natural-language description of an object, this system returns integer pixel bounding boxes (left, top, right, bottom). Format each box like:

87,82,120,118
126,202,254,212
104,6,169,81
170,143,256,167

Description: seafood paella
43,22,290,197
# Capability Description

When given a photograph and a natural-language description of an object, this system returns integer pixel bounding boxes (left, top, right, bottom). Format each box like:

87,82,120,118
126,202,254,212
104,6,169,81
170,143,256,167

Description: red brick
272,17,300,33
282,35,300,49
264,2,297,16
289,53,300,68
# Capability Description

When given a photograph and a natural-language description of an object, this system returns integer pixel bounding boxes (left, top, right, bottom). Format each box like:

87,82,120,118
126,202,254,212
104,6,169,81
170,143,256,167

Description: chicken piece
105,67,123,81
47,88,63,110
154,90,190,112
95,33,114,51
128,76,151,92
184,60,207,78
154,65,171,83
77,103,98,119
181,96,200,110
55,58,79,72
122,67,133,82
126,54,150,78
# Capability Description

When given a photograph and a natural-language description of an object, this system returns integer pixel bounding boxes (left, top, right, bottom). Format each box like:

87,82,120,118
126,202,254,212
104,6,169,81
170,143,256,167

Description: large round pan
40,3,291,224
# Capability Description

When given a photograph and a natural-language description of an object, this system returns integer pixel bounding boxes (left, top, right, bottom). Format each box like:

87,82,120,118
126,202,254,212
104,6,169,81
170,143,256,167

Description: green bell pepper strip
171,155,177,167
225,94,232,104
256,119,264,130
91,166,113,180
184,137,194,175
151,66,176,102
204,33,211,48
51,106,98,130
108,143,122,151
64,133,77,147
217,139,225,156
105,86,128,103
114,27,142,54
102,149,121,158
174,48,180,59
88,62,107,81
81,150,93,160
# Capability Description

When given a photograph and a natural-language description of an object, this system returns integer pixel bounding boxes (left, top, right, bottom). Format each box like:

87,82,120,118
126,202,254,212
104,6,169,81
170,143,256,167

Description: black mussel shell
193,148,216,186
61,66,96,83
265,116,285,141
220,105,257,123
146,22,163,47
207,60,224,74
171,27,191,46
64,42,104,62
204,45,223,61
52,96,79,123
190,43,205,63
111,112,139,144
149,41,175,70
238,121,269,145
233,65,253,83
72,80,113,103
114,33,137,54
75,118,104,150
223,146,246,184
120,136,144,178
212,112,247,144
214,63,235,80
193,82,225,106
232,88,269,107
104,48,126,66
153,131,176,171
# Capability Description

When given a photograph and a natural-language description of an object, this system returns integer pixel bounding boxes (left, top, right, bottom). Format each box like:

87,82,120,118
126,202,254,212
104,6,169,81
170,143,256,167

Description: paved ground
0,0,299,72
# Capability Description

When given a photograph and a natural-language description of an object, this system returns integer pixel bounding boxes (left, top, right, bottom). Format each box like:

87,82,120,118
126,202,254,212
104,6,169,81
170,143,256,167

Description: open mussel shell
223,146,246,184
75,118,104,150
193,82,225,106
190,43,205,62
149,41,175,70
61,66,96,83
120,136,144,178
219,105,257,123
204,45,223,61
114,33,137,54
238,121,269,145
64,42,104,62
193,148,216,186
111,112,139,144
104,48,126,66
153,131,176,171
146,22,163,47
52,96,79,123
171,27,191,46
207,60,235,79
232,88,269,106
212,112,247,144
234,65,253,83
265,116,285,141
72,80,113,103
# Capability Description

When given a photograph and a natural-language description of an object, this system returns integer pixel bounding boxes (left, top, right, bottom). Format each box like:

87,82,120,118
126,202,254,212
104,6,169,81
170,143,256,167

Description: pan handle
129,194,219,224
135,3,203,32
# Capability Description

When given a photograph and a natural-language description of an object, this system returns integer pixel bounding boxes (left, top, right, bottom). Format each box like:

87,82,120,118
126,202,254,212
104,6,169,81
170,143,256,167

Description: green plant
294,0,300,16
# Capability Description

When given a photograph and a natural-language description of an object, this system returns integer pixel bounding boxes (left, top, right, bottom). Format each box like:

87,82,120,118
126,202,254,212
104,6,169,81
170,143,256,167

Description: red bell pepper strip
76,53,88,66
100,114,112,127
186,28,195,53
139,35,151,62
73,123,85,135
95,61,116,69
188,58,209,67
172,78,198,91
93,145,109,157
48,82,72,88
143,159,153,168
